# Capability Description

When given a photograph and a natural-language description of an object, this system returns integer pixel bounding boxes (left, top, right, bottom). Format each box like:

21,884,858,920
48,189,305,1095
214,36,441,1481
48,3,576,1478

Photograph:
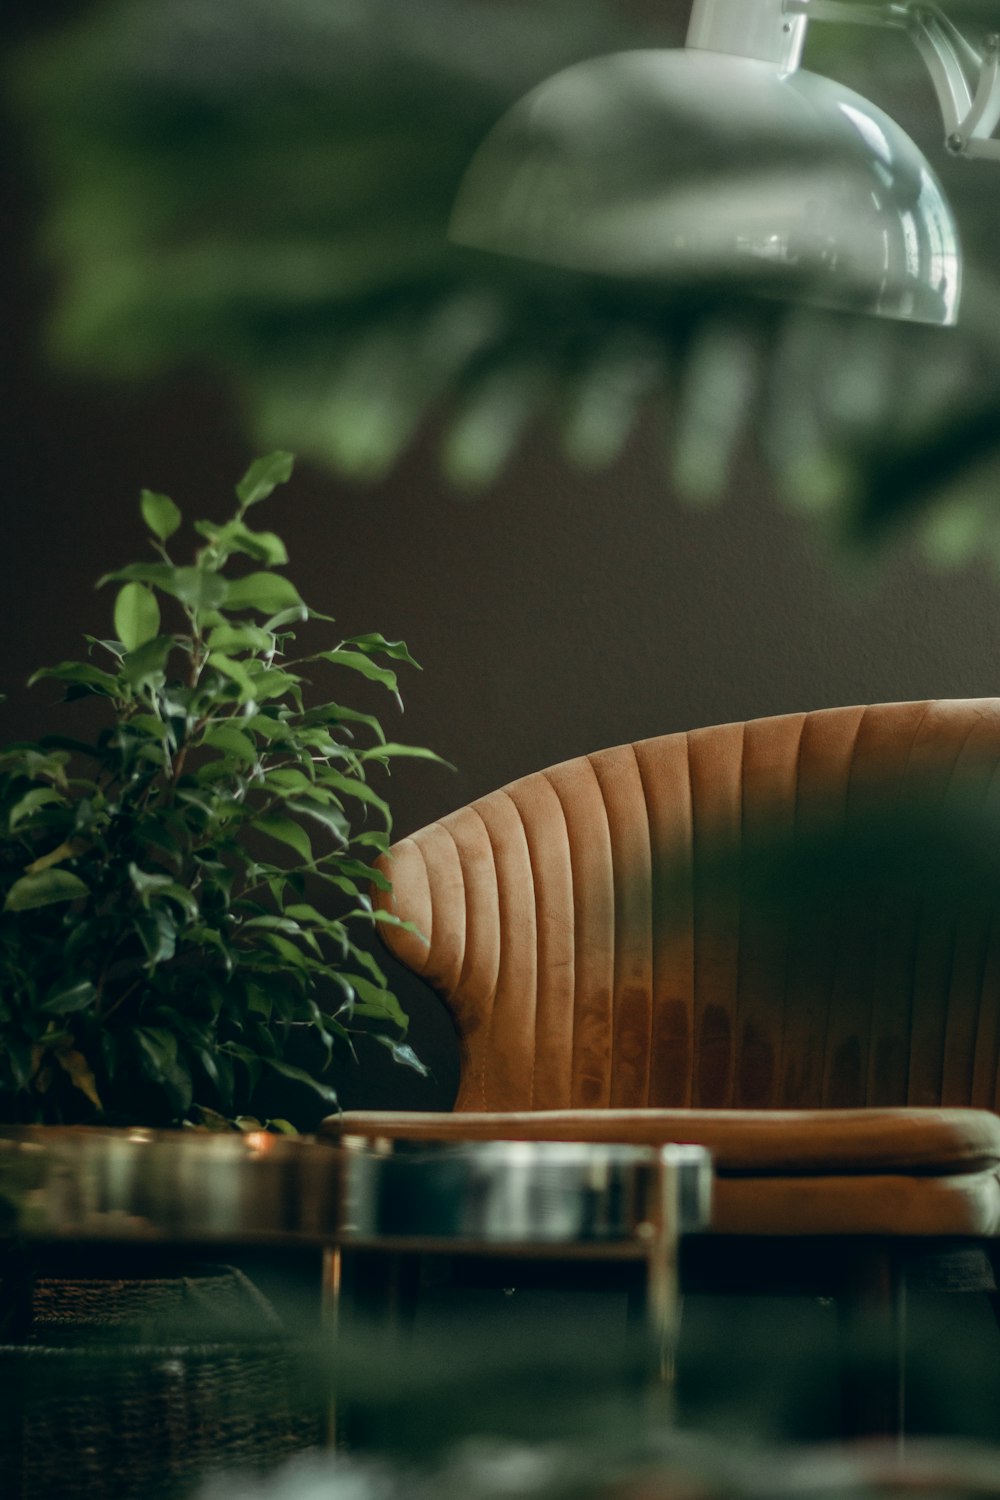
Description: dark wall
4,1,1000,1113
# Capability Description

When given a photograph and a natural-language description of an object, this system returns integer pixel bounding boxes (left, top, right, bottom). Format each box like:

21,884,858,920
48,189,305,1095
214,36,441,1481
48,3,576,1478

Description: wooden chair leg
836,1243,906,1444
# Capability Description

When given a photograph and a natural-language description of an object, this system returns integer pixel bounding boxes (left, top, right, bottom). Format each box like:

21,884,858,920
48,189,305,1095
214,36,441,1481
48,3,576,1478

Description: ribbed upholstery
376,700,1000,1116
337,700,1000,1236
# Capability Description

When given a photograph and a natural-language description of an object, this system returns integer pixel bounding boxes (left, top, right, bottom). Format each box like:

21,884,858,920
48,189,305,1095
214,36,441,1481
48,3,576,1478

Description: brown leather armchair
326,699,1000,1429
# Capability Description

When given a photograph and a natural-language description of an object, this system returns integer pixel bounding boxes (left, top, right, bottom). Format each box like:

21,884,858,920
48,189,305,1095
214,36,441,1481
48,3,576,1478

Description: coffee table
0,1127,712,1386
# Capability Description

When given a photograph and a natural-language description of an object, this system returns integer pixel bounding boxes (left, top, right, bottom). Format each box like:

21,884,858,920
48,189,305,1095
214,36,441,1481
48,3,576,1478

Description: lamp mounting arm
785,0,1000,157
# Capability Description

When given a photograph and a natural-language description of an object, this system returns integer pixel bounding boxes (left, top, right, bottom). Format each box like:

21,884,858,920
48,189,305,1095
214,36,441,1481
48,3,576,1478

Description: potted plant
0,451,440,1131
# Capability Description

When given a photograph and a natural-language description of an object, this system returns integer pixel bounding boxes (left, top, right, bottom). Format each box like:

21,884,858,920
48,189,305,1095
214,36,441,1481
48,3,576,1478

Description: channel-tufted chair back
376,700,1000,1116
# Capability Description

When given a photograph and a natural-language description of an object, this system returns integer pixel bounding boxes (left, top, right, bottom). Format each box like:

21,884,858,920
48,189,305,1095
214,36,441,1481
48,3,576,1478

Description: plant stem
100,976,142,1024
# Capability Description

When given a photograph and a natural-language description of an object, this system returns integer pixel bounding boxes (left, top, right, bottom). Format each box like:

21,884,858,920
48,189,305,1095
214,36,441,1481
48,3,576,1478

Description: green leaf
169,567,229,611
242,913,306,936
134,1027,193,1113
129,863,199,921
221,1041,263,1092
201,724,258,764
352,831,390,854
363,742,453,767
206,622,274,654
288,798,350,843
237,528,288,565
345,942,389,986
368,909,429,943
55,1049,103,1110
214,1050,235,1111
186,926,234,975
136,1027,177,1064
158,882,199,920
121,635,174,689
283,902,335,928
236,451,295,508
316,770,391,822
98,562,178,589
207,652,257,702
265,768,315,794
315,650,399,697
197,519,289,566
371,1035,429,1076
99,562,228,610
28,661,120,697
334,857,391,890
344,633,421,669
136,908,178,968
243,713,290,741
140,489,182,541
25,839,84,875
246,983,273,1020
262,606,310,633
131,711,172,741
3,1038,32,1090
261,1055,338,1106
348,974,408,1029
224,572,307,617
4,869,89,912
253,931,311,968
312,702,387,744
193,1053,222,1090
245,666,302,702
115,582,161,653
194,761,241,788
256,814,313,864
7,787,65,832
129,863,173,900
37,978,97,1015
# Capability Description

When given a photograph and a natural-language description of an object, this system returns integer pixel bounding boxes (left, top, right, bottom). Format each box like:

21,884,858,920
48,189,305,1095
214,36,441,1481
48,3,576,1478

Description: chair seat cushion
323,1107,1000,1236
713,1168,1000,1236
327,1107,1000,1174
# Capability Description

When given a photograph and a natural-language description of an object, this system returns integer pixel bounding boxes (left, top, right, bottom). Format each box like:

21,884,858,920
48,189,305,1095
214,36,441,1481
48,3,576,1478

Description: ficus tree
0,452,443,1128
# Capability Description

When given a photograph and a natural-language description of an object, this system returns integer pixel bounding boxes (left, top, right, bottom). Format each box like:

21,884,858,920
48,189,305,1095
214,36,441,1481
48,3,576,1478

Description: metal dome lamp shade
450,0,1000,326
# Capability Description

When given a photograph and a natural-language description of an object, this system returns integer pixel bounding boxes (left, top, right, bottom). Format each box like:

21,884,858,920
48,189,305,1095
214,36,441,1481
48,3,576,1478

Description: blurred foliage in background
6,0,1000,561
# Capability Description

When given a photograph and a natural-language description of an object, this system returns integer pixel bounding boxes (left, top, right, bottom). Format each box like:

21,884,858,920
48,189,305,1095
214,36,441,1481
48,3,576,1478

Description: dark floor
238,1244,1000,1453
6,1243,1000,1500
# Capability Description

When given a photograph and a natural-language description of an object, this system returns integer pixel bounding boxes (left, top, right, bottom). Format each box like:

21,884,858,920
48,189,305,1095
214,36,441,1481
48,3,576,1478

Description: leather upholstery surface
713,1169,1000,1236
332,1107,1000,1175
376,700,1000,1115
352,700,1000,1236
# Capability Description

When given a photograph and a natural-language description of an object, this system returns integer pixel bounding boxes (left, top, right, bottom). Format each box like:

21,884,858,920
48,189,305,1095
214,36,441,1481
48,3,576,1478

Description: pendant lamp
450,0,1000,326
